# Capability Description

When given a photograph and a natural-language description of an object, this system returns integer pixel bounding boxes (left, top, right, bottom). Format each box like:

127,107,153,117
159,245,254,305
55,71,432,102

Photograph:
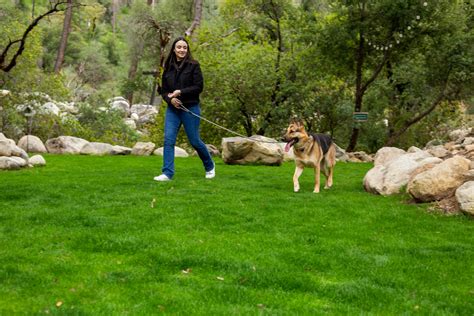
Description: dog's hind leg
325,164,334,189
324,148,336,189
293,166,304,192
321,160,331,189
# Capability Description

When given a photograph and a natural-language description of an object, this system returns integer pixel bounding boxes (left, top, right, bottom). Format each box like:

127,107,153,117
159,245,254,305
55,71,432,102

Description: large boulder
363,151,438,195
80,142,114,155
111,145,132,155
45,136,89,154
0,140,28,160
455,181,474,215
222,136,283,166
373,147,406,166
0,140,12,156
18,135,47,153
0,133,16,146
0,157,24,170
154,146,189,157
131,142,155,156
407,156,471,202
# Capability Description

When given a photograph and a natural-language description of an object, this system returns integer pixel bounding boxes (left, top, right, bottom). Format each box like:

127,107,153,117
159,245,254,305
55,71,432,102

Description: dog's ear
294,119,304,128
290,117,303,126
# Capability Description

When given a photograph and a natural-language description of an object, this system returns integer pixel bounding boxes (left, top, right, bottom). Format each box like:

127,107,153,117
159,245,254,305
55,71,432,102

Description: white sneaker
205,167,215,179
153,174,171,181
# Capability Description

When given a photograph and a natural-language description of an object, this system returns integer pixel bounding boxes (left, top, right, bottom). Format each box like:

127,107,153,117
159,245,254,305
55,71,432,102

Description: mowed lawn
0,154,473,314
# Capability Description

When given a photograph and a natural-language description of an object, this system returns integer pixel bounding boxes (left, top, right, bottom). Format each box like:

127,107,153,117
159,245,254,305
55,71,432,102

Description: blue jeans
162,104,214,178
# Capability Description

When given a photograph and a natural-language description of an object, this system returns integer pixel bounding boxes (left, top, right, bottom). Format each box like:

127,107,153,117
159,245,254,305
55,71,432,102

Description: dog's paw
294,188,299,193
313,189,320,193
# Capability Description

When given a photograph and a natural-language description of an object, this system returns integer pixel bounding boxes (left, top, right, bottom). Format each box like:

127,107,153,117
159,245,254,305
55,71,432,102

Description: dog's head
282,120,308,152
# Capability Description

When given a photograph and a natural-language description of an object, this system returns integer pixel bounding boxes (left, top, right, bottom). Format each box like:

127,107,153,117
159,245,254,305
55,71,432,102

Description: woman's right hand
171,97,182,109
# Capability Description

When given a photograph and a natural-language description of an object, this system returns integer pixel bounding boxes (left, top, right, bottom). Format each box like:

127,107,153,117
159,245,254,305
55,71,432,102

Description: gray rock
29,155,46,166
154,146,189,157
80,142,114,155
18,135,47,153
132,142,155,156
455,181,474,215
222,136,283,166
45,136,89,154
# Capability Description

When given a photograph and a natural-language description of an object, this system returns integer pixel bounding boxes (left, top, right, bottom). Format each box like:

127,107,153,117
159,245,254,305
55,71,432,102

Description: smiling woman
154,36,215,182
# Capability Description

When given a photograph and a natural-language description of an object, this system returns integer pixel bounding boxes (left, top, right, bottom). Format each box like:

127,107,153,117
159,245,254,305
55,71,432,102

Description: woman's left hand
168,90,181,99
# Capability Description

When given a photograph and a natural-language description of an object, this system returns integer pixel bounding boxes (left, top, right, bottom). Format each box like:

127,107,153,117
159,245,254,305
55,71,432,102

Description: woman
154,37,215,181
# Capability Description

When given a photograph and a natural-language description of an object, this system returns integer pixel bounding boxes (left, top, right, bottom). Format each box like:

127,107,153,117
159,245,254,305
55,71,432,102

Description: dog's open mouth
284,138,298,152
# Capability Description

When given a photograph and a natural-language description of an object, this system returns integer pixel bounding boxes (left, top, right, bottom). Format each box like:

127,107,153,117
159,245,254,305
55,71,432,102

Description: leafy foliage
0,0,472,151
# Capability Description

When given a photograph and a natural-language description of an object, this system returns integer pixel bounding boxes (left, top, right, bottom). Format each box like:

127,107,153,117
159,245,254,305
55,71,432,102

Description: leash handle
177,104,278,144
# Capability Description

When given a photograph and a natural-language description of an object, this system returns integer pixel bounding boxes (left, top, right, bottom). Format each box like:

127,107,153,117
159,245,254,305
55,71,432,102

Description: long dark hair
163,36,195,71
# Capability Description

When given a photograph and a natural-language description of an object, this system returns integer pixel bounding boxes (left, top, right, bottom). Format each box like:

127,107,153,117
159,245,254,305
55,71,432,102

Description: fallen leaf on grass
56,301,63,308
216,276,224,281
151,198,156,208
182,268,192,274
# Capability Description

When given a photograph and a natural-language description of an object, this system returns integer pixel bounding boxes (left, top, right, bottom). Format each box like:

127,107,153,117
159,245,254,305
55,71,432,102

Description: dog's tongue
285,140,294,152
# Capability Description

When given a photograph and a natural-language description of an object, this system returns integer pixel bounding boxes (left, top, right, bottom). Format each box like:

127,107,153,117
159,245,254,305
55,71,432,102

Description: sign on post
353,112,368,121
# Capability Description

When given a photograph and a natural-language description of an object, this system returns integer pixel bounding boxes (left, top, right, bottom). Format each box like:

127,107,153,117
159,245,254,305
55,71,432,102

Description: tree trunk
185,0,203,37
256,0,283,136
346,3,365,152
126,54,139,105
54,0,73,73
111,0,119,33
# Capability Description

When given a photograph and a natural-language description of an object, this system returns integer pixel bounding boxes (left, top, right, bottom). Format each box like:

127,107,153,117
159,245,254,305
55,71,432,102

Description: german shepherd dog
283,120,336,193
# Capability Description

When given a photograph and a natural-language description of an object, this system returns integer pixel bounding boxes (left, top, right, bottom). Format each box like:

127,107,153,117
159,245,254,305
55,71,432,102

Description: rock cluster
0,133,46,170
0,133,221,171
109,97,159,130
363,128,474,215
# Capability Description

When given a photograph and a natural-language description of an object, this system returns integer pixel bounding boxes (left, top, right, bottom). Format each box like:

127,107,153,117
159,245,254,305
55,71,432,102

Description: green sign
353,112,368,121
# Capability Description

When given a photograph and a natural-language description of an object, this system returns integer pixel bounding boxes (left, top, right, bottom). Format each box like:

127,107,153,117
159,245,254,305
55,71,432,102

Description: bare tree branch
185,0,203,37
0,1,83,72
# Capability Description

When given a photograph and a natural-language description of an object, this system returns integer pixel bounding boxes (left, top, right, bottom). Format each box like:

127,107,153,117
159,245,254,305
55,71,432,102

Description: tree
54,0,73,73
315,0,471,151
1,1,69,72
382,1,474,146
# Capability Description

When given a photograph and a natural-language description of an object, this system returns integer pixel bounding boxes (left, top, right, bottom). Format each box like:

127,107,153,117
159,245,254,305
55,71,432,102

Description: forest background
0,0,473,153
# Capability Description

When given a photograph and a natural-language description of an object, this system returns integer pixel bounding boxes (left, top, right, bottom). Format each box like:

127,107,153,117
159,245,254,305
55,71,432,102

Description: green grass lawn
0,154,473,314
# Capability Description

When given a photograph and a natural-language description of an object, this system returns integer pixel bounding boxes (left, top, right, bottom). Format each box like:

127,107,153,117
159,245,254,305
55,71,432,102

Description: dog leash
177,103,279,144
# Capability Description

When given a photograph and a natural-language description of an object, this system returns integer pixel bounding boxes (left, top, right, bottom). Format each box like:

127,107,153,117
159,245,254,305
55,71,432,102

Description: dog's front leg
313,164,321,193
293,166,304,192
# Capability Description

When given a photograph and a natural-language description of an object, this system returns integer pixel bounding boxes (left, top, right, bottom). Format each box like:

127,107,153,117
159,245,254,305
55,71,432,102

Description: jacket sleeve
180,63,204,96
160,71,172,105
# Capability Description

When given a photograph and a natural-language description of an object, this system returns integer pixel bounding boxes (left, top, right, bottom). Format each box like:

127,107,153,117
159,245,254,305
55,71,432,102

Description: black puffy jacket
160,60,203,108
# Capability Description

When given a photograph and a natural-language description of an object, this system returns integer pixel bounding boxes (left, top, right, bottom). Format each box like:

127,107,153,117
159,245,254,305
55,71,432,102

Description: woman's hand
171,97,182,109
168,90,181,99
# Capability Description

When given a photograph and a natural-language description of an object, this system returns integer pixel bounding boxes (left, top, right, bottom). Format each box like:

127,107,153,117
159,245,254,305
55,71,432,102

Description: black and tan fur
283,121,336,193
